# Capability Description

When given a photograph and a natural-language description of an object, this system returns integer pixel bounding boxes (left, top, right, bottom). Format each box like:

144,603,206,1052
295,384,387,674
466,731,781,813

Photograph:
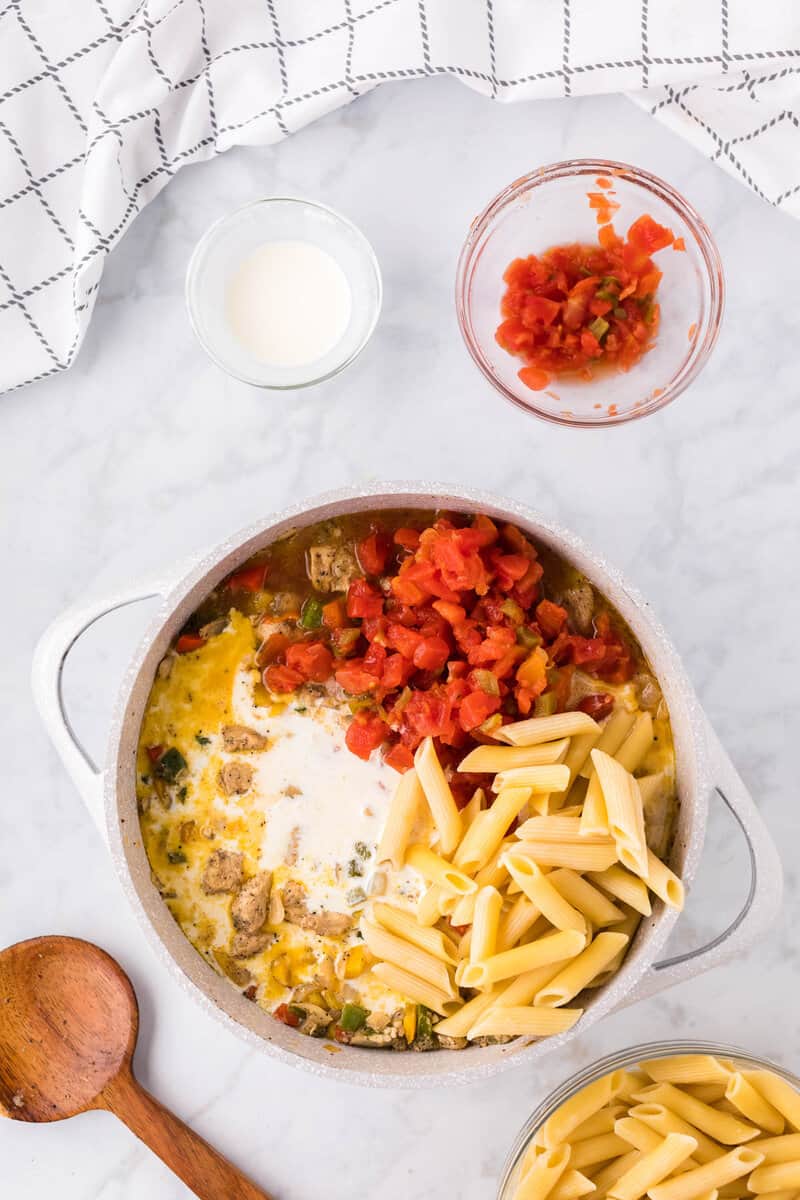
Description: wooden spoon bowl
0,936,271,1199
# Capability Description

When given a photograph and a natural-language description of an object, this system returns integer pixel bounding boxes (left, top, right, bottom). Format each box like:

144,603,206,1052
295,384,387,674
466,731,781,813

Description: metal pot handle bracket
624,714,783,1006
31,581,171,841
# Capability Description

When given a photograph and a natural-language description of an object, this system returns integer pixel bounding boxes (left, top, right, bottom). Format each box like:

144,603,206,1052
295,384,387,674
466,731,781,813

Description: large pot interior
108,485,708,1086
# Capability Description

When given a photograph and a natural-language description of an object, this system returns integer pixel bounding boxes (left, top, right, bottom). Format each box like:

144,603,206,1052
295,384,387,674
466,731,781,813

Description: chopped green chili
299,597,324,630
588,316,609,340
155,748,187,783
340,1003,368,1032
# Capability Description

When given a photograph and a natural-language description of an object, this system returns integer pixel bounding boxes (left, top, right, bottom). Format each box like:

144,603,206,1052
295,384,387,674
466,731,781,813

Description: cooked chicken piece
436,1034,468,1050
218,761,254,795
201,849,244,894
306,544,359,593
562,583,595,635
293,1003,333,1038
231,871,272,933
199,617,228,639
231,930,272,959
212,948,253,987
346,1028,402,1048
280,880,353,937
222,724,268,752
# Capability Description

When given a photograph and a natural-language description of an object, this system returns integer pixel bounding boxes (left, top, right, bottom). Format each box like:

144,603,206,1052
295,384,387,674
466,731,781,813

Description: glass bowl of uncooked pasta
498,1040,800,1200
186,196,382,389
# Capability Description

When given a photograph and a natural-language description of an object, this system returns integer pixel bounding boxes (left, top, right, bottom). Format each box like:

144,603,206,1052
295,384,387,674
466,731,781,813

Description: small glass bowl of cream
186,197,382,388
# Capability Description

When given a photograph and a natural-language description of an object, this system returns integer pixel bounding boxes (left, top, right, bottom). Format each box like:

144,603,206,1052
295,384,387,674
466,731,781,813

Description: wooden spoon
0,936,271,1200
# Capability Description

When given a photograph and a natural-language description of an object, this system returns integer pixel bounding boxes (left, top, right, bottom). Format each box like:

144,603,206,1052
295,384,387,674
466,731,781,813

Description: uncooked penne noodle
458,740,570,773
569,1133,631,1170
468,1005,583,1041
416,883,448,926
647,1147,765,1200
504,854,587,935
414,736,463,855
474,839,514,890
535,932,629,1007
461,786,486,829
617,1072,652,1102
589,866,652,917
549,730,603,810
724,1072,785,1135
746,1134,800,1164
406,844,477,896
492,765,571,794
450,889,478,928
589,1150,642,1196
636,774,668,811
615,1117,670,1154
470,885,503,963
454,788,532,872
376,767,425,869
538,1069,627,1147
370,962,455,1016
631,1084,760,1145
683,1085,728,1105
581,773,610,837
592,750,648,877
431,987,500,1038
459,928,586,989
749,1165,800,1193
643,850,685,908
640,1058,733,1087
516,1145,572,1200
629,1105,726,1165
742,1071,800,1133
587,910,641,986
496,896,544,953
493,712,600,746
549,869,625,927
549,1171,597,1200
370,902,458,965
609,1133,698,1200
614,711,654,774
515,839,619,873
359,918,455,997
580,708,637,778
572,1105,628,1143
516,816,615,844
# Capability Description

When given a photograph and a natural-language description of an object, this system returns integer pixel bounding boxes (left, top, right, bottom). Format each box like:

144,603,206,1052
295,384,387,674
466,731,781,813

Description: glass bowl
497,1040,798,1200
456,160,725,427
186,197,382,389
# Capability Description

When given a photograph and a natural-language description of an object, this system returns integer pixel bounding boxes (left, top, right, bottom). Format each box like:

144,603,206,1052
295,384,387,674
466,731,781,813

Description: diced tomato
627,214,674,255
381,652,412,691
459,690,501,731
263,664,304,693
175,633,206,653
570,637,608,666
346,578,384,619
322,598,347,629
285,641,334,683
335,662,381,694
330,626,361,658
362,641,387,676
391,573,428,606
412,635,450,672
518,365,550,391
256,631,290,668
522,295,560,327
384,741,414,772
357,530,391,576
578,693,615,720
146,744,163,764
226,563,268,592
393,527,421,550
345,711,388,760
386,623,423,659
401,688,454,741
535,599,568,639
274,1003,301,1028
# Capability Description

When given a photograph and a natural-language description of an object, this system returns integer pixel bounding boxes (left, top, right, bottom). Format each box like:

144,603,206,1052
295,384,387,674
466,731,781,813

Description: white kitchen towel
1,0,799,395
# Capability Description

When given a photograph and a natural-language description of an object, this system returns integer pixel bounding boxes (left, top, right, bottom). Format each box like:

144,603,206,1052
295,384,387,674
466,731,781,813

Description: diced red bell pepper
357,530,391,576
176,633,207,654
226,564,268,592
274,1003,300,1028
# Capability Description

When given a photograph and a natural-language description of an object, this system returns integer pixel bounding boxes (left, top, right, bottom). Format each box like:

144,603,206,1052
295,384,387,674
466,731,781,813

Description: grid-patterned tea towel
1,0,798,394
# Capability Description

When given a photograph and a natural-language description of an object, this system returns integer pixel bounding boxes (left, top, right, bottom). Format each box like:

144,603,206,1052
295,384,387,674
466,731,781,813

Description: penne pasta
746,1134,800,1164
467,1005,583,1041
539,1070,627,1147
376,767,425,869
458,740,570,773
492,765,572,794
586,910,641,987
640,1058,733,1087
614,712,654,774
629,1104,726,1165
589,1150,643,1195
631,1084,761,1145
516,816,615,844
580,708,637,778
548,868,626,927
461,786,486,829
572,1105,628,1143
406,844,477,896
535,932,629,1007
474,839,515,890
470,885,504,962
615,1117,673,1155
416,883,449,926
647,1147,764,1200
580,773,610,837
742,1071,800,1133
643,850,685,908
492,961,570,1009
414,736,463,855
683,1086,728,1105
496,896,544,953
724,1073,785,1136
514,839,619,873
748,1163,800,1193
459,929,586,989
454,788,533,872
430,987,500,1038
516,1145,572,1200
569,1132,632,1170
359,917,456,997
504,854,588,935
370,962,456,1016
493,712,600,747
550,1171,598,1200
588,865,652,916
370,901,458,964
592,750,648,877
608,1133,699,1200
450,890,478,928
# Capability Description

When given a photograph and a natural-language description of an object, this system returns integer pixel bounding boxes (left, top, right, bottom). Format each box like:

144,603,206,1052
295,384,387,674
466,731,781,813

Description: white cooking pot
32,484,783,1087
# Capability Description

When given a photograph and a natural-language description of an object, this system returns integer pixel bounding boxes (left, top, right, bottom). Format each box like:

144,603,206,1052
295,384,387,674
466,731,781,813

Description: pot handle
623,715,783,1006
31,582,167,840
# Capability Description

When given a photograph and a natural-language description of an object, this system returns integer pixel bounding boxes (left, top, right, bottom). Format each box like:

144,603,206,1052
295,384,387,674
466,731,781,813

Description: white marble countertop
1,76,798,1199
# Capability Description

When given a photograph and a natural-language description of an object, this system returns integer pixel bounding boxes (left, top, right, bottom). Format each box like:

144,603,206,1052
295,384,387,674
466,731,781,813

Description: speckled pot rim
105,482,710,1088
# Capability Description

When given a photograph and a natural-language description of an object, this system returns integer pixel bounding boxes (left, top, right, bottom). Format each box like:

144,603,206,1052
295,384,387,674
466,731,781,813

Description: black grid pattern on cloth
1,0,799,394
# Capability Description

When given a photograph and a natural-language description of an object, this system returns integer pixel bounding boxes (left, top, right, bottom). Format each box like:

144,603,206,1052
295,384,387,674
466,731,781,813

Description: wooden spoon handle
101,1069,272,1200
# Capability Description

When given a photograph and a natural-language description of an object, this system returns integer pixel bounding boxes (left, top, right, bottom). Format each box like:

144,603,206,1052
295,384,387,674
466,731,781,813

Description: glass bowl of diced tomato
455,159,724,427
